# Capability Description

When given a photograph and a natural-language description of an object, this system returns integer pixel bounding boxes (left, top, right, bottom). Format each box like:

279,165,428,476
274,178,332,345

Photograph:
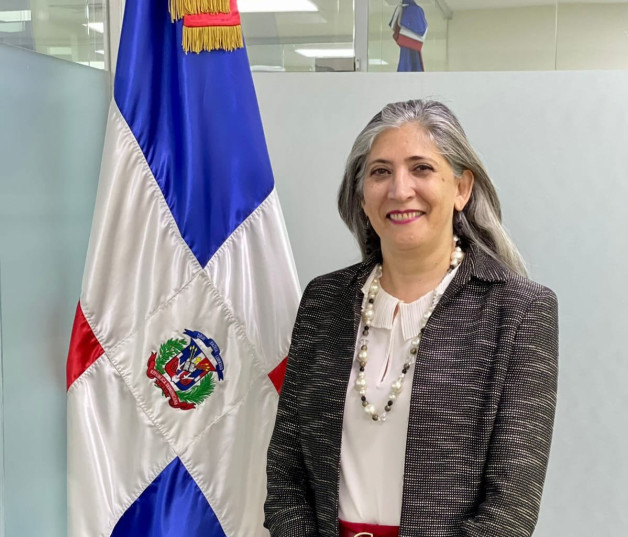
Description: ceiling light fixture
0,10,31,22
239,0,318,13
295,48,354,58
83,22,104,34
47,46,73,56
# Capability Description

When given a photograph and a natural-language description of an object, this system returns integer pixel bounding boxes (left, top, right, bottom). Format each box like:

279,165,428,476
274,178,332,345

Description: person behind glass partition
264,99,559,537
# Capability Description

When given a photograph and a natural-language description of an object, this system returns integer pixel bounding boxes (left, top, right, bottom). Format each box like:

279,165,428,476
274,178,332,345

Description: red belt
338,519,399,537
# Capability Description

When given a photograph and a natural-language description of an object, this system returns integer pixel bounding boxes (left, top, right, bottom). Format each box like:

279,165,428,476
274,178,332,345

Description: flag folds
389,1,428,72
66,1,300,535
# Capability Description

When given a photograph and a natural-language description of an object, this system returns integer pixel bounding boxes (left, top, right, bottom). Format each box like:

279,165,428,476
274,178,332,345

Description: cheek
361,186,378,214
431,182,458,211
361,199,374,223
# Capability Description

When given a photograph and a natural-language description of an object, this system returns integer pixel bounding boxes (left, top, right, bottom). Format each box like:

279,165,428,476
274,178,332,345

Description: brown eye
414,164,433,173
370,167,389,177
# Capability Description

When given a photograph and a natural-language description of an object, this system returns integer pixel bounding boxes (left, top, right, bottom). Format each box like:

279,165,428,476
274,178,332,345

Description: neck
379,241,454,303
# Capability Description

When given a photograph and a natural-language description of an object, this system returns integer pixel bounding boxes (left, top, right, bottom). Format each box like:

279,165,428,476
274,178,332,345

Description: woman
264,100,558,537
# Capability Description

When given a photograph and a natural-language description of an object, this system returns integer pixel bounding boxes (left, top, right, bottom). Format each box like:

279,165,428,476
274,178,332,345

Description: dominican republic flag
390,1,429,72
66,0,300,535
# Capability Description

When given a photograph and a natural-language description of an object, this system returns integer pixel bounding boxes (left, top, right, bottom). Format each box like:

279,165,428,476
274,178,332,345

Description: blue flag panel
114,0,275,267
111,458,227,537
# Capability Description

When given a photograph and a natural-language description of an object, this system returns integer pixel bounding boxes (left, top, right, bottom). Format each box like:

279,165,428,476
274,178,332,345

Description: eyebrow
367,156,438,166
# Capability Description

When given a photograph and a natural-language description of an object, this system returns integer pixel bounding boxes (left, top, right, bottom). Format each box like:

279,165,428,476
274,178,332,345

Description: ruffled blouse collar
360,265,459,341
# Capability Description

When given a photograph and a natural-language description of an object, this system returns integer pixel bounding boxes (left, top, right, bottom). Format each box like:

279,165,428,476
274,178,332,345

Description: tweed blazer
264,244,559,537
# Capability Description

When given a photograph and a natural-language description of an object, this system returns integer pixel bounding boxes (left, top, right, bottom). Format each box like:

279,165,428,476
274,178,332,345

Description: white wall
253,70,628,536
448,6,557,70
556,3,628,69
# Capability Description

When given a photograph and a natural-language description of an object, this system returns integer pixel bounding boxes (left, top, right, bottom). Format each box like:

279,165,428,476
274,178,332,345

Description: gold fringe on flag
182,25,243,53
169,0,230,21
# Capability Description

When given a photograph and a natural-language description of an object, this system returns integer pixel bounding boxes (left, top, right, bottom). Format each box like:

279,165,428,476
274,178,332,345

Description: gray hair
337,99,527,277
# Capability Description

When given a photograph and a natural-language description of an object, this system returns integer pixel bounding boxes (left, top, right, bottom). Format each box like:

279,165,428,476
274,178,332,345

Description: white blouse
338,265,459,525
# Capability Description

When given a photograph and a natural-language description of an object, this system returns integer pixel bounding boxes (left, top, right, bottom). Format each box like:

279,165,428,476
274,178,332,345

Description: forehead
368,123,441,159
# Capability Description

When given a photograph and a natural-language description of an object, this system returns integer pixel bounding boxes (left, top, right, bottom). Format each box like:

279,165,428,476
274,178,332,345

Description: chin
385,241,426,253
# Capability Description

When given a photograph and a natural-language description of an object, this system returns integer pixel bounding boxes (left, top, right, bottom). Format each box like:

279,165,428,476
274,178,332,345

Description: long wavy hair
337,99,527,276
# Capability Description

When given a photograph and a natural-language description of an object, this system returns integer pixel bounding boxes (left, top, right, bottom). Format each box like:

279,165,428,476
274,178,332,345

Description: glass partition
367,0,628,72
0,0,108,70
241,0,355,72
4,0,627,73
556,0,628,70
0,43,108,537
0,277,4,536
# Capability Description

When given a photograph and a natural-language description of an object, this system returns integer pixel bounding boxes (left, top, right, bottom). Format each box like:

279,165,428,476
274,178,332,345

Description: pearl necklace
355,238,465,422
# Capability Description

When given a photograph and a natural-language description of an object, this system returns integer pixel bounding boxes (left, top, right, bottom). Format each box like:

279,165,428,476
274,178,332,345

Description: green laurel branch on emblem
177,372,215,406
155,338,187,374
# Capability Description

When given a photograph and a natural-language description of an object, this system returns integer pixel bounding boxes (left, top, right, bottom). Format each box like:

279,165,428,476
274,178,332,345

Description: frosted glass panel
556,1,628,70
0,1,107,70
241,0,355,72
367,0,628,72
0,43,108,537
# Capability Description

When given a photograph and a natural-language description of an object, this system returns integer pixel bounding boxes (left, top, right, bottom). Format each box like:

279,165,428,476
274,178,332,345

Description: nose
388,169,414,201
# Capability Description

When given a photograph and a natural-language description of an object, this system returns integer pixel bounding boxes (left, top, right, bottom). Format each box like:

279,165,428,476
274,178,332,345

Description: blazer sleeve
264,283,319,537
460,288,559,537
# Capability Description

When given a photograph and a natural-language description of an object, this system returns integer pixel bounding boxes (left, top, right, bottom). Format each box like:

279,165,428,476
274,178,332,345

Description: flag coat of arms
66,0,300,535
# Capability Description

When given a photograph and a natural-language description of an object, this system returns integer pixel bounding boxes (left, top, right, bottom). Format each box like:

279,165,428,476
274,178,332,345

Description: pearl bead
354,260,458,423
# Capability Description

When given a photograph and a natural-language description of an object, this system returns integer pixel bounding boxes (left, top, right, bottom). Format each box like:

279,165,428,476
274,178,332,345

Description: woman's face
362,123,473,258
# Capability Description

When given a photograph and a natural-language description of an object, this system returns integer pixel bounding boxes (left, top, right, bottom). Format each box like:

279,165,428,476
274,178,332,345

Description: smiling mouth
387,211,424,222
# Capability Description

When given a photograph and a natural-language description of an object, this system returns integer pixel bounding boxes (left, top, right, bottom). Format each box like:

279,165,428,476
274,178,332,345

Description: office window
0,0,107,70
